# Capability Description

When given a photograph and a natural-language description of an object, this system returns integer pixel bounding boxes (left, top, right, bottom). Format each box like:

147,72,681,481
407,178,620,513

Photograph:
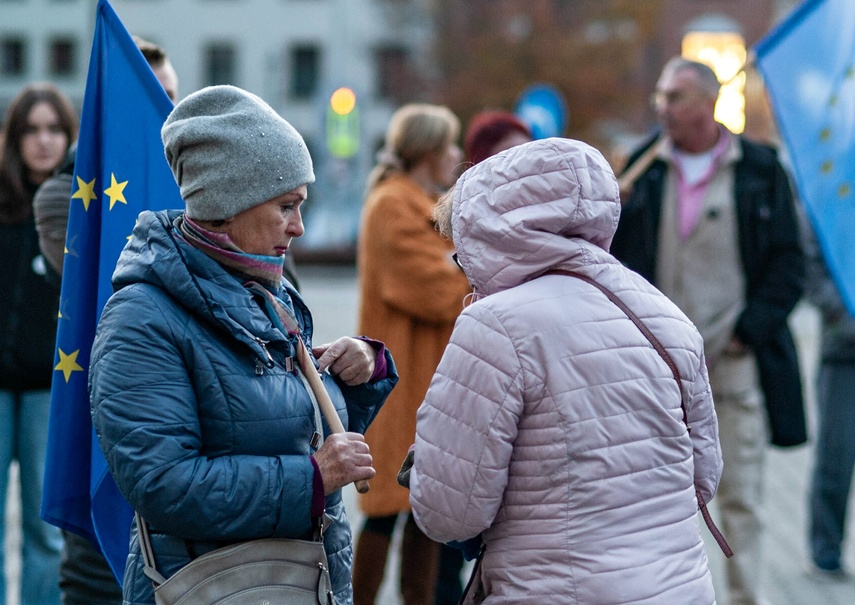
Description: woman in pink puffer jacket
409,138,723,604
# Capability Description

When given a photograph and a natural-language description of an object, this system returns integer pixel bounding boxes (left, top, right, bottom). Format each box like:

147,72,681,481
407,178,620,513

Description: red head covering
464,110,532,165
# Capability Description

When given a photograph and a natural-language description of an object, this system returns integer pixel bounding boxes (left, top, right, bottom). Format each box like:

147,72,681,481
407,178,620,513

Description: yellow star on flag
54,348,84,383
821,160,834,174
104,173,128,210
839,183,852,198
71,176,97,211
819,128,832,142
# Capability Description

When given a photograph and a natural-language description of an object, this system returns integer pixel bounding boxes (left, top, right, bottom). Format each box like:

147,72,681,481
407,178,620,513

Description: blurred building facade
0,0,434,257
1,0,802,255
433,0,801,167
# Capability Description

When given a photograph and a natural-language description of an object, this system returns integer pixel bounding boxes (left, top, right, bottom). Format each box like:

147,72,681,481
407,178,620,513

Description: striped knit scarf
175,214,285,291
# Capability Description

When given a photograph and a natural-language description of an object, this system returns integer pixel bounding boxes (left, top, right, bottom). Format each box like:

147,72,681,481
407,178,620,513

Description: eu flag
755,0,855,314
40,0,182,582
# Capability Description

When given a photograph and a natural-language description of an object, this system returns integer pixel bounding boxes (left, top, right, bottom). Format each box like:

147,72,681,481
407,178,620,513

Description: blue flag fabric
40,0,182,583
755,0,855,314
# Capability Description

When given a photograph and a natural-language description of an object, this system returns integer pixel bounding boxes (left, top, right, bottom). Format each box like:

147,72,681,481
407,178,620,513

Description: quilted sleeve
409,303,524,543
335,346,399,434
686,348,722,504
89,286,316,540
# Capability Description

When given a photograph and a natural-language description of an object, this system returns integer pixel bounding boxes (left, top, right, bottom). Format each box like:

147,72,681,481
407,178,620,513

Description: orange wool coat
356,174,471,517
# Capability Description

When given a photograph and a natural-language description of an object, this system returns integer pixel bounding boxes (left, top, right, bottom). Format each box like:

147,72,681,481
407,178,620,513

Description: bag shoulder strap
545,269,733,558
549,269,689,427
136,512,167,586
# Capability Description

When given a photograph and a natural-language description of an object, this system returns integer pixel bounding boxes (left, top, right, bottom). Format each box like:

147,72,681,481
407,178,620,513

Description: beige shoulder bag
135,344,339,605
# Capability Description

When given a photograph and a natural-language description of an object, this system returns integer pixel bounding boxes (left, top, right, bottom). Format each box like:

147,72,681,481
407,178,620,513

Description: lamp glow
682,31,747,134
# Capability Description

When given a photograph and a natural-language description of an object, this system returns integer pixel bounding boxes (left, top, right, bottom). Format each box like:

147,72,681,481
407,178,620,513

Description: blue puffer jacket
89,210,397,605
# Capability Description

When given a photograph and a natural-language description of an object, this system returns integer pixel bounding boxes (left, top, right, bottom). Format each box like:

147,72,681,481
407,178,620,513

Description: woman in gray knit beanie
89,85,398,605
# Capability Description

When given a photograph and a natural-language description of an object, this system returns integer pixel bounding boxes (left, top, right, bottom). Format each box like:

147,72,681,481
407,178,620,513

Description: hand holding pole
296,339,370,494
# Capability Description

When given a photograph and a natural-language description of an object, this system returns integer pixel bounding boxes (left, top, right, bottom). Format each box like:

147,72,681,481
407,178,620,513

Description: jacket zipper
254,338,275,375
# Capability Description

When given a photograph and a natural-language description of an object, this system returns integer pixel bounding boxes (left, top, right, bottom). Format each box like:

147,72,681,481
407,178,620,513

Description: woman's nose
37,128,53,145
289,211,305,237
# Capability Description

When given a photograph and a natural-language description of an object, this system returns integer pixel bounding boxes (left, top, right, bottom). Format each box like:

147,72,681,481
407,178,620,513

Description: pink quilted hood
450,137,621,296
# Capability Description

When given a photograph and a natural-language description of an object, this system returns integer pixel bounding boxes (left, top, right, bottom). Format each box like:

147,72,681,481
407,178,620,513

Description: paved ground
5,264,855,604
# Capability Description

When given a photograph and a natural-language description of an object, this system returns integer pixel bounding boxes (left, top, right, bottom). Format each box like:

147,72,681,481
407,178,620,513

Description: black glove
397,448,414,488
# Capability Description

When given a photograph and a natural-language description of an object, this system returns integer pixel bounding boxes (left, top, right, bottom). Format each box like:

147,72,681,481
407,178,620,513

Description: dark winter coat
0,180,60,391
611,134,807,447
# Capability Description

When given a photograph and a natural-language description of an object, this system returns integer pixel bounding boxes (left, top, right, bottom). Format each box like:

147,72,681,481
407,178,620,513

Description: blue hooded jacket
89,209,396,604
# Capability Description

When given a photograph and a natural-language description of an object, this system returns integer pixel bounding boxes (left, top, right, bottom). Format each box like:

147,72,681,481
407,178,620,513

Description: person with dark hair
34,36,178,278
611,56,805,605
801,215,855,581
463,110,531,167
131,36,179,102
0,81,77,605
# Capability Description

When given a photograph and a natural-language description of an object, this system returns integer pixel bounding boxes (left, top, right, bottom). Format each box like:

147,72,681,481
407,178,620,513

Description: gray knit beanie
161,85,315,220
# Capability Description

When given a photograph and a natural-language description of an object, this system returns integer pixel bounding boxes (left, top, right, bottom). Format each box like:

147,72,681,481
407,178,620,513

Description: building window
376,46,410,102
204,43,236,86
290,45,319,99
0,38,25,76
49,38,76,76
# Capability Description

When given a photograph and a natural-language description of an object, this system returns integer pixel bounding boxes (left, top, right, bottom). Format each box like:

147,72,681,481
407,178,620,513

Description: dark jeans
60,531,122,605
809,362,855,571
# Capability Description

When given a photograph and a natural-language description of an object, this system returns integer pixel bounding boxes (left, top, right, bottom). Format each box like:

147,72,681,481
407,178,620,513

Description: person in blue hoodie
89,85,397,605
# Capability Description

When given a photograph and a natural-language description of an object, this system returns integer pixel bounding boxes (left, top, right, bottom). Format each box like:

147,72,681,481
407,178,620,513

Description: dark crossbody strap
546,269,733,558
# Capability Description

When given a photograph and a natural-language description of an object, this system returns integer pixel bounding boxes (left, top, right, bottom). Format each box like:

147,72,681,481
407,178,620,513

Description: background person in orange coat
353,104,471,605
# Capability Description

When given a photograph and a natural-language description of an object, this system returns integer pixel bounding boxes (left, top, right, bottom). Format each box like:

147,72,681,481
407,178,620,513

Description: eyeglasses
452,252,463,271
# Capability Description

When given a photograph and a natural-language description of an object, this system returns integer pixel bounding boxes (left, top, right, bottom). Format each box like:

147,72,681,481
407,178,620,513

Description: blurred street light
326,86,359,158
682,31,748,133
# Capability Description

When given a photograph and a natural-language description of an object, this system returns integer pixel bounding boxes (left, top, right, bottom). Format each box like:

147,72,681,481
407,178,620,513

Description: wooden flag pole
296,340,370,494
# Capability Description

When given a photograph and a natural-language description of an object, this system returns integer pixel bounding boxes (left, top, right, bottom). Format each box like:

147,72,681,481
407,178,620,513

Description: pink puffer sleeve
687,349,723,504
409,303,524,543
